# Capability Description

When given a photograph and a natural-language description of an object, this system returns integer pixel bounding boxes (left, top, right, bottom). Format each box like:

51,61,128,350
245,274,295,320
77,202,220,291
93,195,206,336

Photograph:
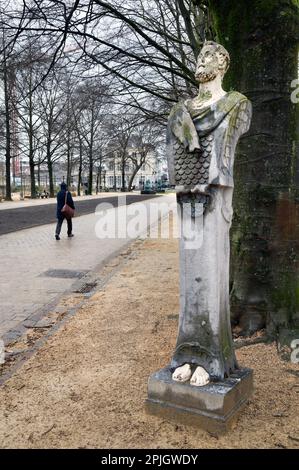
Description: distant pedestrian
55,182,75,240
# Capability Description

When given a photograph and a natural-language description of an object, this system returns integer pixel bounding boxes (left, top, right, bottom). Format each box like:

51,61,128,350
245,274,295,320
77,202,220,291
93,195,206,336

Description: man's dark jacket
56,190,75,219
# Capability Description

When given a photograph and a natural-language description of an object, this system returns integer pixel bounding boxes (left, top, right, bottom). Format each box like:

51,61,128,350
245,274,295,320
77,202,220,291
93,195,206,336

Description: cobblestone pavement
0,193,157,235
0,195,173,338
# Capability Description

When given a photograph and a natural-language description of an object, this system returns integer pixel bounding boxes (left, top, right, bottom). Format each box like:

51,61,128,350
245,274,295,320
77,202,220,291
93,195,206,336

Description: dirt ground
0,235,299,449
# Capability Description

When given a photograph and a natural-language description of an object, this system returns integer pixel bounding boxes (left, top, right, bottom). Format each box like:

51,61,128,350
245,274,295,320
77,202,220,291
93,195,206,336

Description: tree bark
208,0,299,335
28,72,36,198
45,125,54,197
3,49,12,201
47,156,54,197
66,127,72,188
96,165,101,193
128,169,139,191
66,144,71,188
88,107,95,195
88,150,93,195
121,152,126,192
29,152,35,198
128,151,147,191
77,139,83,196
28,121,36,198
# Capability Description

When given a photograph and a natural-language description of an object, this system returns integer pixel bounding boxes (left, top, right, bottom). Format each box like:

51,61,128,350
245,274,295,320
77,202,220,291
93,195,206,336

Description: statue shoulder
226,92,252,126
227,91,251,110
228,90,249,102
169,100,189,118
226,92,252,138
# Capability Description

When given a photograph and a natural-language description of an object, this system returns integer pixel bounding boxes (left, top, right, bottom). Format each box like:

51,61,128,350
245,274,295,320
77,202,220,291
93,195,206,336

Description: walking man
55,182,75,240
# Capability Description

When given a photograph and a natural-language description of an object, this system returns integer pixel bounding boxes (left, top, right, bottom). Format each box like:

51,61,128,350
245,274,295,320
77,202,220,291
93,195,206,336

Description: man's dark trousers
55,216,72,236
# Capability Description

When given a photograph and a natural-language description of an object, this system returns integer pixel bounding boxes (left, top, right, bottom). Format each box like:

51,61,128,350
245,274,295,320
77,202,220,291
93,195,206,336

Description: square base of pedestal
146,367,253,434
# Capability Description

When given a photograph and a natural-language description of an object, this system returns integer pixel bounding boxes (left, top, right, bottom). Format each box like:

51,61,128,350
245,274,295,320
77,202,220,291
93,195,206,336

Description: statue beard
195,69,218,83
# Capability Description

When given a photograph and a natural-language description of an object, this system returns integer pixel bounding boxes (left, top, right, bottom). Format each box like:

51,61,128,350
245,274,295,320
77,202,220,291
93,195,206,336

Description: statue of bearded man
166,41,252,386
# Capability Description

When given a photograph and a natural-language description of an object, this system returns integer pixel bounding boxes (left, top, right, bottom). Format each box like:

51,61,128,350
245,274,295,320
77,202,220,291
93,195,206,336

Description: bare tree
0,3,20,200
108,117,135,192
37,68,67,196
0,31,13,200
14,39,48,197
72,79,109,194
8,1,208,120
127,121,163,191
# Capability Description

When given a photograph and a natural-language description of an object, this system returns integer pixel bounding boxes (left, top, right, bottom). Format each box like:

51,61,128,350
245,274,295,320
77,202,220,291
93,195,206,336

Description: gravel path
0,228,298,448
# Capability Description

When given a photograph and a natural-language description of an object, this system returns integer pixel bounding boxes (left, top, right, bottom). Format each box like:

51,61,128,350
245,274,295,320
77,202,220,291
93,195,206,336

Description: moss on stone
183,123,192,142
271,272,299,327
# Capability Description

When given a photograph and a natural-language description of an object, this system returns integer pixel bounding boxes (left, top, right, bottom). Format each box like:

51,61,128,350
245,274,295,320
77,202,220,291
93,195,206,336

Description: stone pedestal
146,367,253,434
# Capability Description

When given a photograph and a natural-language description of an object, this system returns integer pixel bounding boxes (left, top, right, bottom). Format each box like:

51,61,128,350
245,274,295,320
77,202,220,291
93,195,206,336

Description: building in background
0,147,169,198
105,149,168,191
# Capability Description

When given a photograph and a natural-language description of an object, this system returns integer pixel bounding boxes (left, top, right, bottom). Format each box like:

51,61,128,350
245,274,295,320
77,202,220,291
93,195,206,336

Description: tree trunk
45,131,54,197
29,153,35,198
88,150,93,195
113,157,116,191
28,117,36,199
77,140,83,196
96,166,101,194
128,164,142,191
28,74,36,198
66,133,71,188
47,158,54,197
209,0,299,336
87,106,95,195
3,51,12,201
121,153,126,192
37,159,41,188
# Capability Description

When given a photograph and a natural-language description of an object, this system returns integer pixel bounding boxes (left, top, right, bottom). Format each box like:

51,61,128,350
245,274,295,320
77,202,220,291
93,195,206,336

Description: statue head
195,41,230,83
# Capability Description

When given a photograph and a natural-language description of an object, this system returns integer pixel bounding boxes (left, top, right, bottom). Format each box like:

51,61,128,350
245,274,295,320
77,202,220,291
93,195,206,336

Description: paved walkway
0,194,174,338
0,192,130,210
0,194,158,235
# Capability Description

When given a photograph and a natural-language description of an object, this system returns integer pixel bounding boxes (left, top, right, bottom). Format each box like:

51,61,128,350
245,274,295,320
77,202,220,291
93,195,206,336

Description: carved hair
202,40,230,75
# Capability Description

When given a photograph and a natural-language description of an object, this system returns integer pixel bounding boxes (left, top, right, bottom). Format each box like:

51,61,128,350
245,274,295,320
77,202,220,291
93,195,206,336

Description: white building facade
104,150,168,191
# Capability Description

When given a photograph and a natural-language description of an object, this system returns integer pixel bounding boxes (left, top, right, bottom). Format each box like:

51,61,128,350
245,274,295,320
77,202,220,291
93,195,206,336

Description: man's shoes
68,234,74,238
55,235,60,240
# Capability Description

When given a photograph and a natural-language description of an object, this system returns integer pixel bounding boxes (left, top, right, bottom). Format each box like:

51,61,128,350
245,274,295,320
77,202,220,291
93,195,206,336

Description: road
0,194,174,340
0,194,158,235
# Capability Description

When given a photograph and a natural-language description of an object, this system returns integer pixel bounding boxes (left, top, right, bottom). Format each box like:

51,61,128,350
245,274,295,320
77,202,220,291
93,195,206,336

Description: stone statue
166,41,252,386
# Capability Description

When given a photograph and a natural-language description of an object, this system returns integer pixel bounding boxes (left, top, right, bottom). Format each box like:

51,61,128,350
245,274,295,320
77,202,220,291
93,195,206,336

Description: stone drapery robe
167,91,252,380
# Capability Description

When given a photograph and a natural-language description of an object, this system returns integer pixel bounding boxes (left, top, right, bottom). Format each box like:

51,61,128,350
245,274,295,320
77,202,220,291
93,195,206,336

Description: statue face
195,45,226,83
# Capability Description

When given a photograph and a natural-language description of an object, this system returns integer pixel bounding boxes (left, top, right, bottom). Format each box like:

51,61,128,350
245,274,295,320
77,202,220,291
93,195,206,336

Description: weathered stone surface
147,41,253,430
146,367,253,434
167,42,252,382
